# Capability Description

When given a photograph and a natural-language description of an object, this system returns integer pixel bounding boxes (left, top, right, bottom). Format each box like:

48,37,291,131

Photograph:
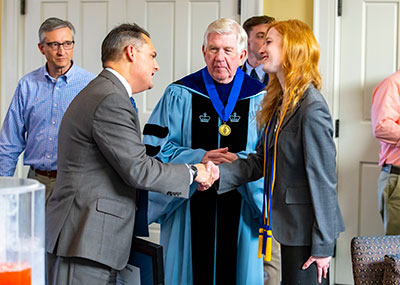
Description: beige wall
264,0,313,29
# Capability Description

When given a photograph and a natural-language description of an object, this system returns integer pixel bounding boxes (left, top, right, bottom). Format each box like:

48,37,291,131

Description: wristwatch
190,164,198,180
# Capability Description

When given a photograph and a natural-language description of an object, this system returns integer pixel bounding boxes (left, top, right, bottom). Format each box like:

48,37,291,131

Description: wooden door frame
1,0,22,123
313,0,339,119
0,1,26,177
314,1,350,283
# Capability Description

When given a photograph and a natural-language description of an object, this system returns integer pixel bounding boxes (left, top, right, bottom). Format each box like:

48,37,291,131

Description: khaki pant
378,170,400,235
264,235,281,285
28,169,56,205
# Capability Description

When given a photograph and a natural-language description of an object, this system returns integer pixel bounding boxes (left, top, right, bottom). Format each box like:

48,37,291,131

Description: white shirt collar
105,67,133,98
245,61,265,81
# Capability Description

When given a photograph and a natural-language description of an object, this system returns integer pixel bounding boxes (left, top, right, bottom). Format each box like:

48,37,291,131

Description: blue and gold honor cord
259,102,289,261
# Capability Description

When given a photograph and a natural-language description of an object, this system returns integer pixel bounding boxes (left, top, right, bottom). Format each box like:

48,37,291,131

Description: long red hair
257,20,322,128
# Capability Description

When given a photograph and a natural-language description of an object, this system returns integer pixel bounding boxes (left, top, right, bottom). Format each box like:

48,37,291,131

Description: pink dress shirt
371,70,400,166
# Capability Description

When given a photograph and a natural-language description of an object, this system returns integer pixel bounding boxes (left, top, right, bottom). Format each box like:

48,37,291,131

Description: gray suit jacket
46,69,190,270
219,85,345,257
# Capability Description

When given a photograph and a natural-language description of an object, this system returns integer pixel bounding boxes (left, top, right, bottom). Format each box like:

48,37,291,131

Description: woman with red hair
215,20,345,284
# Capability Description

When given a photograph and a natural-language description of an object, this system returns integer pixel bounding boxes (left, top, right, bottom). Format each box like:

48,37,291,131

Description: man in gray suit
46,23,216,284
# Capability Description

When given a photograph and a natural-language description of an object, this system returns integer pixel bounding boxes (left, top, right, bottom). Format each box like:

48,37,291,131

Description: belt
31,167,57,178
382,164,400,175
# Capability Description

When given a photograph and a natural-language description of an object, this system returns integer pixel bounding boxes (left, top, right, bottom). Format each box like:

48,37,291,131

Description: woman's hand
302,255,332,283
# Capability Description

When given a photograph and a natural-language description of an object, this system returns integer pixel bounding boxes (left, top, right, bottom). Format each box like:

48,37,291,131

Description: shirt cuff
186,164,195,184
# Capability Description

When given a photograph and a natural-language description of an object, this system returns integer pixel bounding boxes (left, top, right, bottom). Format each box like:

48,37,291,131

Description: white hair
203,18,248,55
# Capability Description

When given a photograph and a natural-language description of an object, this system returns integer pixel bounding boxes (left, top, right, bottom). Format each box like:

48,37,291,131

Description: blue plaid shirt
0,63,95,176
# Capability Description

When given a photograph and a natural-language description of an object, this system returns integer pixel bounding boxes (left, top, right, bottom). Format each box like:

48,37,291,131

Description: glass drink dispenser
0,177,45,285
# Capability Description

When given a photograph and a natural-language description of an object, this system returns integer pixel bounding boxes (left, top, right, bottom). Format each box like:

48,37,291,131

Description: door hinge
20,0,26,15
335,119,340,138
338,0,342,17
238,0,241,16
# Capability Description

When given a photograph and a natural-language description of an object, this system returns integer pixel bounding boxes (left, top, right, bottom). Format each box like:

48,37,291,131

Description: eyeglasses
45,41,75,50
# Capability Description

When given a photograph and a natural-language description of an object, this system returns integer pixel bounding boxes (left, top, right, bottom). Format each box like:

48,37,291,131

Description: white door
23,0,130,76
331,0,397,283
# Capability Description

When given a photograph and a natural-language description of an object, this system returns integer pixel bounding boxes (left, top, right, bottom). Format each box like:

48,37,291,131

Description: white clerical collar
105,67,133,98
245,61,265,81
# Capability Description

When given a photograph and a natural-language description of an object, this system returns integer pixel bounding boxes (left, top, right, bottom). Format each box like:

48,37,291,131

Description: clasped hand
193,161,220,191
201,147,238,165
193,147,236,190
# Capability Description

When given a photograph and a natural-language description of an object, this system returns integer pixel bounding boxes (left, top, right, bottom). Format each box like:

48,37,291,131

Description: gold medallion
219,123,231,136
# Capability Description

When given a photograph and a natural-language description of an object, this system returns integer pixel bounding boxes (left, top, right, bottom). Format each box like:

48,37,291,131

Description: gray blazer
46,70,190,270
219,85,345,257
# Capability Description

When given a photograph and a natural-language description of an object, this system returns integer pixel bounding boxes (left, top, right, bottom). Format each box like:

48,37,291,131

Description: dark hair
101,23,150,65
38,17,75,43
242,15,275,35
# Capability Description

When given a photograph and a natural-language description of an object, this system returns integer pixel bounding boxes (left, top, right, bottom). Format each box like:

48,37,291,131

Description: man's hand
302,255,332,283
206,160,220,181
201,147,238,165
194,161,219,191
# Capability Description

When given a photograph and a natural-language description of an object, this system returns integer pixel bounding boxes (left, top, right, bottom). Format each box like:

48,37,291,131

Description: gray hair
203,18,247,55
38,17,75,44
101,23,150,66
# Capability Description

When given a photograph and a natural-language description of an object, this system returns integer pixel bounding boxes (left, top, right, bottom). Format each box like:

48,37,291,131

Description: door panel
363,2,398,119
79,2,108,73
189,2,220,71
335,0,398,283
24,0,127,75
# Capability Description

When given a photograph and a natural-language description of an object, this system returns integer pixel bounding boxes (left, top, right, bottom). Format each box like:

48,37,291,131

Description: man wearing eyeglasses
0,17,95,203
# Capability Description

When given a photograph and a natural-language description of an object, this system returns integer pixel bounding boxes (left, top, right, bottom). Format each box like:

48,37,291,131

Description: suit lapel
279,102,300,131
267,91,305,150
279,88,311,130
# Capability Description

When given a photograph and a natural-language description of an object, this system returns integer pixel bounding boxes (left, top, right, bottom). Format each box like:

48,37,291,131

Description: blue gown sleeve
235,93,265,285
143,84,206,224
234,93,265,219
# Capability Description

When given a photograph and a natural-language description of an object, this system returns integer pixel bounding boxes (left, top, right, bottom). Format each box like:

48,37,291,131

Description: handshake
191,147,239,190
193,161,220,191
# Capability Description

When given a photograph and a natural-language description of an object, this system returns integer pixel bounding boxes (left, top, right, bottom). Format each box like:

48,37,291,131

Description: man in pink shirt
371,70,400,235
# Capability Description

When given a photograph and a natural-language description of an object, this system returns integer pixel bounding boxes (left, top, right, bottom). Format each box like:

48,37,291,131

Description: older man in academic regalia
143,18,266,285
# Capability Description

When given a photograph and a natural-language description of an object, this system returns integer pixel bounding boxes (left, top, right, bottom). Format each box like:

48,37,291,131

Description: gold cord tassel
264,230,272,261
258,228,264,258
